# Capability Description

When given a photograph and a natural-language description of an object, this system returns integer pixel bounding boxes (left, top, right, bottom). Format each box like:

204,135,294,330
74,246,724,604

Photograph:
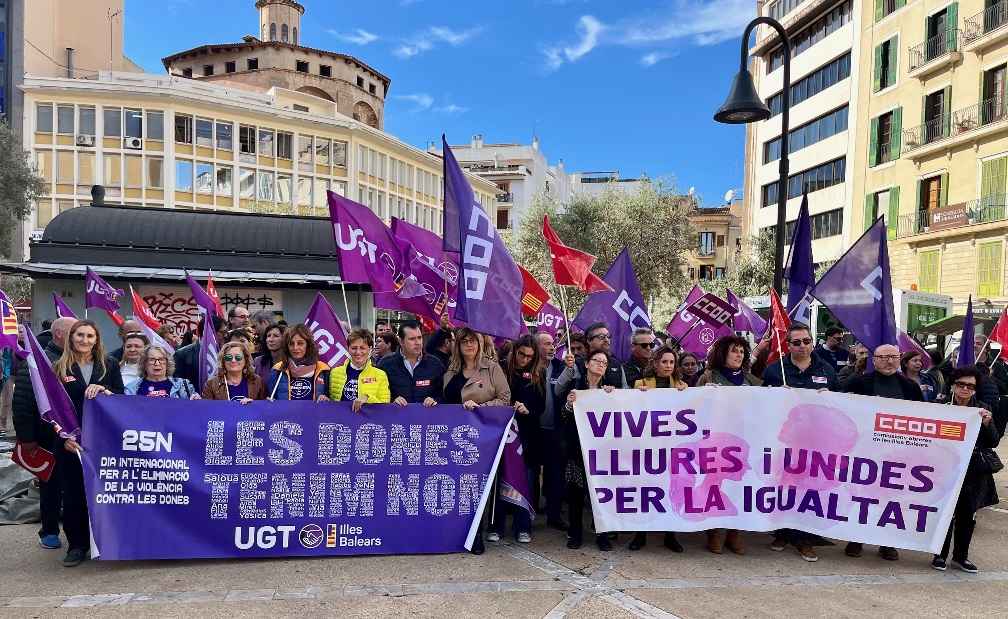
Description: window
982,64,1007,125
497,208,509,229
78,108,95,136
292,103,309,112
146,112,164,140
699,232,715,255
247,58,259,70
923,87,950,144
764,105,848,163
239,125,256,154
125,156,142,188
124,109,142,139
78,153,95,184
979,241,1003,296
768,0,808,21
870,108,901,166
36,104,53,133
175,114,193,144
765,1,853,73
270,23,276,41
762,157,846,206
217,166,233,196
874,36,897,91
147,158,163,188
203,64,214,76
369,83,376,95
258,128,274,156
316,138,330,166
195,118,213,147
216,122,232,150
919,250,940,293
56,152,73,182
877,0,906,22
258,170,274,202
298,135,312,169
103,108,121,137
176,160,193,191
716,234,725,247
277,132,293,159
925,5,956,62
182,68,192,78
225,61,236,73
767,52,851,117
357,76,364,88
239,169,254,199
281,24,288,43
981,157,1007,221
195,163,213,193
320,64,331,77
292,27,298,46
55,106,73,134
296,60,309,73
104,154,120,186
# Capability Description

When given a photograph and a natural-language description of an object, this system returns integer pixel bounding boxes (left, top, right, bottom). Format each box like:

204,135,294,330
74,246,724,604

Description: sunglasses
224,354,245,362
789,338,813,346
590,333,612,341
953,381,977,391
635,342,656,349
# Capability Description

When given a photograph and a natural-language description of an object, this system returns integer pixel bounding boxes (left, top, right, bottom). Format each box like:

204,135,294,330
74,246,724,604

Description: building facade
851,0,1008,313
742,0,862,272
686,204,744,282
570,171,650,197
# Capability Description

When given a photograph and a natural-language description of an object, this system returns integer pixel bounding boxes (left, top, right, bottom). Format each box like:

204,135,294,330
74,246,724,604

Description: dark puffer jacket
11,342,63,446
378,351,447,404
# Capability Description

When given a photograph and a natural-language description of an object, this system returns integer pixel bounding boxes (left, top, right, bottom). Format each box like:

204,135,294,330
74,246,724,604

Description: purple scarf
718,367,746,386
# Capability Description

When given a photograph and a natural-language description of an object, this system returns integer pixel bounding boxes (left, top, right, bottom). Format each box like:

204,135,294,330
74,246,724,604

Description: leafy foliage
698,230,776,299
0,275,32,303
0,117,49,258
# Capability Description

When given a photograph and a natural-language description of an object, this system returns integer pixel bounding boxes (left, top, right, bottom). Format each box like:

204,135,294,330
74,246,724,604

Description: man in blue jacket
379,320,446,406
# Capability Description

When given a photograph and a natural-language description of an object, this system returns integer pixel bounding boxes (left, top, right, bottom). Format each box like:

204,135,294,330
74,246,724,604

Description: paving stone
61,594,134,607
6,596,71,608
223,588,276,601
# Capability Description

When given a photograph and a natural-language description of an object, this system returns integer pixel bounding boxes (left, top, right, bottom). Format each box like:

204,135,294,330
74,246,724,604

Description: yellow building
686,204,744,282
852,0,1008,311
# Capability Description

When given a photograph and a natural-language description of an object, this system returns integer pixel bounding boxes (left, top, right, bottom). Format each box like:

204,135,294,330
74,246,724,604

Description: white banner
574,387,982,553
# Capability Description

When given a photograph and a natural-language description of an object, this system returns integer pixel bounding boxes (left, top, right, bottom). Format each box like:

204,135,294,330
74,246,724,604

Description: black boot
470,532,485,555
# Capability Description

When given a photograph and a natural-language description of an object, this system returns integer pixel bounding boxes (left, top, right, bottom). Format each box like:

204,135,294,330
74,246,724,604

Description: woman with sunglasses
119,332,149,384
203,341,265,403
124,344,199,399
678,352,701,387
932,365,999,573
254,323,286,387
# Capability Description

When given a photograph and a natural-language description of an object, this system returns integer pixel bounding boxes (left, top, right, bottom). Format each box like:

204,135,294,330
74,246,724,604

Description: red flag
106,311,125,328
990,306,1008,361
518,265,550,316
12,442,55,482
207,272,225,317
542,216,612,293
419,315,437,334
767,288,792,366
130,287,162,331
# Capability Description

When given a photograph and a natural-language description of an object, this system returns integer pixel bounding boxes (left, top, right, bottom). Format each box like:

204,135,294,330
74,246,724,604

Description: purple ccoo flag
305,293,350,370
85,267,124,313
957,296,975,368
185,270,219,317
54,293,76,319
442,136,523,339
726,289,768,339
197,311,219,393
24,326,81,442
784,192,814,324
572,247,650,363
810,217,897,367
328,191,408,294
666,285,733,360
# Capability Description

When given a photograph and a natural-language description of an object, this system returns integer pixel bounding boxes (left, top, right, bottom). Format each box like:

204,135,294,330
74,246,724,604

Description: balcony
963,1,1008,56
908,29,963,80
902,96,1008,160
496,192,513,204
895,194,1008,239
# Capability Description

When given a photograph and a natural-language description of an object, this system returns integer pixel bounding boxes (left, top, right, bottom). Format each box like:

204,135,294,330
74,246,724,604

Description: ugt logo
334,224,377,263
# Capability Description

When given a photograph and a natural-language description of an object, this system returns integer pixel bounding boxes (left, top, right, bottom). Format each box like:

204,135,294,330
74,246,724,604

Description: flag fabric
390,217,464,325
441,136,523,339
541,216,612,293
897,329,931,371
572,247,651,363
185,270,220,317
518,265,550,317
130,287,162,331
106,311,124,328
498,419,536,521
304,293,350,370
809,217,897,365
206,273,225,317
1,297,20,350
139,321,174,354
197,312,219,393
726,289,768,339
54,293,76,319
665,285,732,360
85,267,124,313
784,192,814,323
767,287,792,367
535,302,567,337
24,327,81,442
328,191,407,294
374,237,455,321
989,306,1008,362
957,296,975,368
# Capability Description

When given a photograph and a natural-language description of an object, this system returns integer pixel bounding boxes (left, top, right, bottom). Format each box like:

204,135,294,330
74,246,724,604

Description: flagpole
774,323,787,388
557,285,573,352
786,292,812,319
976,338,992,364
339,281,353,327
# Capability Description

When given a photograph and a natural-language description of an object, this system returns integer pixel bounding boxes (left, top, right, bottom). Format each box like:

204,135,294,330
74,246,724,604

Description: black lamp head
714,69,771,124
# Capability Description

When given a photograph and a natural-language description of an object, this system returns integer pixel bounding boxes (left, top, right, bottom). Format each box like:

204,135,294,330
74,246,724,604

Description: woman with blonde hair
328,327,390,411
267,323,330,401
203,341,265,403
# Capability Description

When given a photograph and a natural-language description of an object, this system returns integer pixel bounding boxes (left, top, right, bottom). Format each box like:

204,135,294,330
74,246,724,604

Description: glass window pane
56,151,74,182
195,119,212,147
216,122,232,150
37,151,52,182
104,108,121,137
277,175,292,205
36,104,53,133
124,109,143,138
298,135,313,166
57,106,74,134
195,163,213,193
315,138,330,166
125,156,142,187
239,168,254,199
314,179,329,210
259,129,274,156
147,158,163,188
104,154,121,185
216,166,232,196
333,141,347,167
298,177,312,205
78,108,96,136
257,170,273,201
176,160,193,191
147,112,164,140
175,114,192,144
78,152,95,184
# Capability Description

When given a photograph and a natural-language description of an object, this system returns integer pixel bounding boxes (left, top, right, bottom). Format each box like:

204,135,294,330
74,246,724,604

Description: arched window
262,24,267,40
292,27,298,46
282,24,288,43
270,23,276,41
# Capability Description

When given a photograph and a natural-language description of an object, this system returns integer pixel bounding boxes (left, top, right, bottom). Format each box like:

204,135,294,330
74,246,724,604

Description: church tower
256,0,305,45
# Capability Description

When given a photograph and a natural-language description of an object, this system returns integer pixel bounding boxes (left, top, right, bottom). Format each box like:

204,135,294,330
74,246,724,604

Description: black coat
958,399,1001,513
622,357,645,389
11,342,63,445
377,351,447,404
58,356,125,443
173,341,200,387
843,371,926,401
500,360,546,468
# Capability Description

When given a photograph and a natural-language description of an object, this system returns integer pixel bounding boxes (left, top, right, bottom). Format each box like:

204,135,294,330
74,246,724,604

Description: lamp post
715,17,791,297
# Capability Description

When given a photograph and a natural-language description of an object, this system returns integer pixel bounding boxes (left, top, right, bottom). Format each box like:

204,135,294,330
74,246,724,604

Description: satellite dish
687,187,695,197
724,190,735,203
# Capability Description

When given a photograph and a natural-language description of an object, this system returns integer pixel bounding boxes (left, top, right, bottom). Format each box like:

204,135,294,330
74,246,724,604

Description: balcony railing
964,1,1008,43
903,96,1008,152
902,114,950,151
895,193,1008,238
908,29,962,72
496,192,513,203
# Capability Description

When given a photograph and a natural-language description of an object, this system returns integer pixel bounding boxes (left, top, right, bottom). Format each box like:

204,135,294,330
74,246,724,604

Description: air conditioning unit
75,134,95,147
123,137,143,150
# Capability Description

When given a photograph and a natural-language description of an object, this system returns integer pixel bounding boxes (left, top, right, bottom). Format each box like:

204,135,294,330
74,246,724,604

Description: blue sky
124,0,755,205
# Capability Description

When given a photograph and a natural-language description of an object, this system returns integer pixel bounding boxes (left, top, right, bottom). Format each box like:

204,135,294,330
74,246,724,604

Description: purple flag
185,270,219,317
375,237,457,321
810,217,897,365
666,285,732,360
24,327,81,442
85,267,123,313
197,312,219,393
328,191,411,294
572,247,650,363
897,329,931,371
499,418,535,520
726,289,768,339
390,217,464,323
957,296,975,368
305,293,350,370
784,192,814,323
442,136,523,340
535,302,567,337
54,293,77,319
1,296,20,351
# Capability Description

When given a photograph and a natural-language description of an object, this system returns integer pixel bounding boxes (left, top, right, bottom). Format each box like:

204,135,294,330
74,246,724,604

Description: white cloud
640,51,678,67
394,25,483,59
435,104,468,114
563,15,604,61
394,93,434,113
326,29,378,45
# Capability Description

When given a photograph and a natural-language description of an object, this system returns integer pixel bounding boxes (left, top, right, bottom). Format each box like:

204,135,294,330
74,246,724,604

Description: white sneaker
517,532,532,543
486,532,500,542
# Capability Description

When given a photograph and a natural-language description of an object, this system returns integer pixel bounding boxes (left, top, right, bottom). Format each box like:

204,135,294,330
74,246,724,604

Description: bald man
842,343,925,562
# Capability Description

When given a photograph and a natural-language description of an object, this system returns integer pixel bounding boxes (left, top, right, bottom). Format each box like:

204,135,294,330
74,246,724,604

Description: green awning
915,313,1001,335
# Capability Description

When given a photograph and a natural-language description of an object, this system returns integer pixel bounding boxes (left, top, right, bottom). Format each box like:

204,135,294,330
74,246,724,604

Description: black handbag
969,448,1004,475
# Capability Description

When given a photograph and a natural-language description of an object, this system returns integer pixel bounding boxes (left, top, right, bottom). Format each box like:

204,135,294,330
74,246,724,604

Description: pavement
0,428,1007,618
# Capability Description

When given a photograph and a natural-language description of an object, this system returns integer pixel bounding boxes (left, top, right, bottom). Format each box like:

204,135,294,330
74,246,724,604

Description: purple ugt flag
1,296,20,351
810,217,897,366
375,236,456,321
24,326,81,442
185,270,219,317
390,217,467,327
536,302,567,337
328,191,406,294
305,293,350,371
197,312,219,393
957,296,976,368
572,247,650,363
726,289,768,339
54,293,76,319
666,285,733,360
784,192,814,324
442,136,523,340
85,267,124,313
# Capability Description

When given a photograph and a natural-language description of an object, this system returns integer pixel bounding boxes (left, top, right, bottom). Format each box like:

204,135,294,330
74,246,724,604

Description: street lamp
715,16,791,297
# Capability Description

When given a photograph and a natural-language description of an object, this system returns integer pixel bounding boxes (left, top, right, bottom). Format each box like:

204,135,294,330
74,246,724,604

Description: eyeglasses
873,354,900,361
224,354,245,362
681,361,697,367
515,350,534,360
587,357,608,365
459,338,477,345
634,342,655,349
146,358,166,364
953,381,977,391
590,333,612,341
789,338,813,346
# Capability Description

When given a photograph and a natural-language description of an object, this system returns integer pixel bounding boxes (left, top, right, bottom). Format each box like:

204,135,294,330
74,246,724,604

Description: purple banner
666,285,732,360
81,397,513,559
328,191,404,294
85,267,124,313
499,418,535,519
304,293,350,370
535,302,567,337
197,312,219,393
573,247,650,363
